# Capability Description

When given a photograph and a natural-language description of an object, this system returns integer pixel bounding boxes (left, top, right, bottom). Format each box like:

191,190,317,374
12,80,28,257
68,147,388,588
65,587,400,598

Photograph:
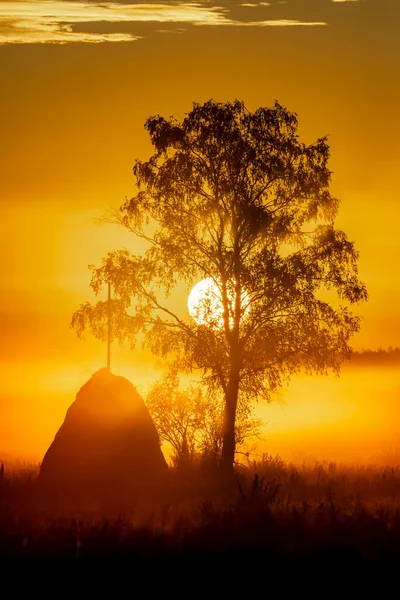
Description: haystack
37,369,168,503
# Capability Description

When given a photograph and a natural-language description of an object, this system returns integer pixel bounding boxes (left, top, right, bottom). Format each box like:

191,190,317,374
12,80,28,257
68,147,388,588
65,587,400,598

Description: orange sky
0,0,399,459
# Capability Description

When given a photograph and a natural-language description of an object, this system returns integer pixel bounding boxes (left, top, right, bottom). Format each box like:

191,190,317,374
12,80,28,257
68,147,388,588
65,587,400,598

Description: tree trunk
220,370,240,481
220,242,241,482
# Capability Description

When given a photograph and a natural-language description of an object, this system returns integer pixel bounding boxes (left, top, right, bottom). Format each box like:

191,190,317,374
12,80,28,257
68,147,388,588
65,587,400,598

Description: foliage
145,371,262,467
72,99,367,472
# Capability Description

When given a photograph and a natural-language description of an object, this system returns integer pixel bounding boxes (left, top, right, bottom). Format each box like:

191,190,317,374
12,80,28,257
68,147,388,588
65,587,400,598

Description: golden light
188,277,249,328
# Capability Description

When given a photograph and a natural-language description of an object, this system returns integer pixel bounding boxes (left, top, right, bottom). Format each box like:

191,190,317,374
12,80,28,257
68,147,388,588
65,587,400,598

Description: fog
1,358,400,466
256,362,400,466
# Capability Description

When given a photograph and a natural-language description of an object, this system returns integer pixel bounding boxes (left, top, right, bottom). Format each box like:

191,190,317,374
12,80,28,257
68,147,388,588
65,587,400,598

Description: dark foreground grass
2,455,400,572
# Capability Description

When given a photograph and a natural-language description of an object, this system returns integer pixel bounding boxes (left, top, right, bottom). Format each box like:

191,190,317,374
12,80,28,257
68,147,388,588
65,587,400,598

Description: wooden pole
107,281,111,372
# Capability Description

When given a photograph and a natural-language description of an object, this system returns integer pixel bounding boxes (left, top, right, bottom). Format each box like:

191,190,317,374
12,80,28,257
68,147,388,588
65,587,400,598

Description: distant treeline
348,347,400,365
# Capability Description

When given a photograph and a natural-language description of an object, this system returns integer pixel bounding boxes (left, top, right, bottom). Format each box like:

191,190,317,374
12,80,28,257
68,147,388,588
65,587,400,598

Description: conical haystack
37,369,168,503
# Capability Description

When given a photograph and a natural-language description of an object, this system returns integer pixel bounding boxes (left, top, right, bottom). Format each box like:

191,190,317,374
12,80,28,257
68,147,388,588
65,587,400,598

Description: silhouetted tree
145,370,262,468
72,99,367,479
146,371,204,467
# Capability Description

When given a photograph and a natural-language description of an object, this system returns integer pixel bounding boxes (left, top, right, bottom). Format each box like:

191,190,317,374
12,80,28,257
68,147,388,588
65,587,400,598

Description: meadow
2,352,400,575
3,455,400,568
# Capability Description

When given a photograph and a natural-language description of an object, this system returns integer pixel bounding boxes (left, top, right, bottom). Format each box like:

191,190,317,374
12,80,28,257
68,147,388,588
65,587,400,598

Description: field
2,455,400,572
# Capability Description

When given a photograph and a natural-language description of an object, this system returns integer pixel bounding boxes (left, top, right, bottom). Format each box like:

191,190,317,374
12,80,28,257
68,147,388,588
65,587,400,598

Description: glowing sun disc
188,278,223,327
188,277,249,328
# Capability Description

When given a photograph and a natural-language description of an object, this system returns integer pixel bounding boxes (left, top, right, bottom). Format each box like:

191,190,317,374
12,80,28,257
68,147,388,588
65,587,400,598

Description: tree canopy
72,99,367,476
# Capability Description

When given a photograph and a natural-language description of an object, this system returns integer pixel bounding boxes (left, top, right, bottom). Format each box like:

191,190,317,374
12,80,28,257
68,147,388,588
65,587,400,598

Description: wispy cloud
235,20,326,27
0,0,326,45
0,1,226,44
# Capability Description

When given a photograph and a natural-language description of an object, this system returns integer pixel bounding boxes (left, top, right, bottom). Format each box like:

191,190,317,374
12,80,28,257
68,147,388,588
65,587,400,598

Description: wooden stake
107,281,111,372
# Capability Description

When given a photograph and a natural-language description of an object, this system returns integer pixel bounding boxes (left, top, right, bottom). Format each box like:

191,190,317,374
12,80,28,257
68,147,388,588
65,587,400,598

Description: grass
2,455,400,568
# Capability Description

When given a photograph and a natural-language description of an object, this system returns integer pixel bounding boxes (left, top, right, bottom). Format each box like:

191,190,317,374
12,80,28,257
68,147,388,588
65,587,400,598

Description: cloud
0,1,326,45
231,19,326,26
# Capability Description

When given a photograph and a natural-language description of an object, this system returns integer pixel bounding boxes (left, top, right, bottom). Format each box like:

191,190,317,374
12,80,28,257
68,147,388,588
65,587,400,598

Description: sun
188,277,249,329
188,278,224,327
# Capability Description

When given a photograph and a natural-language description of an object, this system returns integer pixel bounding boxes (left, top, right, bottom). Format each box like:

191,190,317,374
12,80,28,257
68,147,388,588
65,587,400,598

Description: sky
0,0,399,458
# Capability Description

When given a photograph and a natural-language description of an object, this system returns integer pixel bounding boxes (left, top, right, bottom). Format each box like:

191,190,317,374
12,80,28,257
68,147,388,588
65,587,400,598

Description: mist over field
2,354,399,467
257,361,400,466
